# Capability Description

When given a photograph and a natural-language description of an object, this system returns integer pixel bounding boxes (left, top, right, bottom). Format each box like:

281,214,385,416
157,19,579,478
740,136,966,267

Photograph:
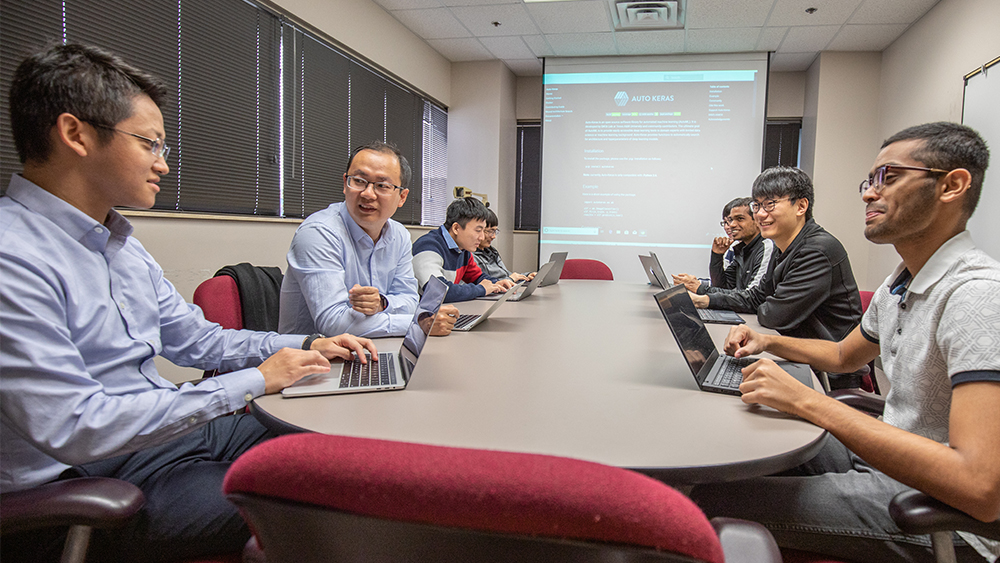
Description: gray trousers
689,436,983,563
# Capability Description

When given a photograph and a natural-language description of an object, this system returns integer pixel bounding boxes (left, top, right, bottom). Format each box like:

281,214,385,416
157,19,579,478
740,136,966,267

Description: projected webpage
540,55,768,283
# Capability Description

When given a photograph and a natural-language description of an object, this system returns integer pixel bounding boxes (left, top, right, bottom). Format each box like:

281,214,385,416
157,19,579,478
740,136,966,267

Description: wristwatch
380,294,388,312
302,333,324,350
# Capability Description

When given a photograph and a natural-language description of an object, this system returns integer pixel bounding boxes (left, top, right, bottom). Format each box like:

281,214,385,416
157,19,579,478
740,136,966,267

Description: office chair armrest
0,477,145,535
711,517,782,563
829,389,885,417
889,490,1000,541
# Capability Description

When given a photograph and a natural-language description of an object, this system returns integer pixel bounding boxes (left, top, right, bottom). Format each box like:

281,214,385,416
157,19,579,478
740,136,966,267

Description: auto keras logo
614,91,628,107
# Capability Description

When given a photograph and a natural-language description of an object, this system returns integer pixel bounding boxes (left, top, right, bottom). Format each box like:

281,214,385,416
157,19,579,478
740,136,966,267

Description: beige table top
253,280,826,485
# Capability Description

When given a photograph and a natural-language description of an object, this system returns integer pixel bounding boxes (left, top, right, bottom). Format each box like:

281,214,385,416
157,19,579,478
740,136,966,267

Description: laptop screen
401,276,447,362
654,285,717,377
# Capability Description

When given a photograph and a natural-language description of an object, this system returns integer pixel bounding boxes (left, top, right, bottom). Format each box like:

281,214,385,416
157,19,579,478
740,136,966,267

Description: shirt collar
904,230,976,296
5,174,133,253
439,225,461,252
338,202,388,246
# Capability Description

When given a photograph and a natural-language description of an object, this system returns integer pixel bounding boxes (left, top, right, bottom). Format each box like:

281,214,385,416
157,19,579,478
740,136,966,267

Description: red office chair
224,433,782,563
560,258,614,280
194,274,243,330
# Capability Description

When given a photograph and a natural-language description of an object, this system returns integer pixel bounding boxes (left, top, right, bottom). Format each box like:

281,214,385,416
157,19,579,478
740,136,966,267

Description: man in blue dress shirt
0,44,375,562
279,141,457,337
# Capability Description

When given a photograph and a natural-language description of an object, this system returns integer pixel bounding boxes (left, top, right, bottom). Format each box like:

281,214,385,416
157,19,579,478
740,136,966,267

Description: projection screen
539,53,769,283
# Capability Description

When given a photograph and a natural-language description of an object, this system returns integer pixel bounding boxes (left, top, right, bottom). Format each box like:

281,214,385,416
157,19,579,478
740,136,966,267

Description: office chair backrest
193,275,243,330
560,258,614,280
224,433,727,563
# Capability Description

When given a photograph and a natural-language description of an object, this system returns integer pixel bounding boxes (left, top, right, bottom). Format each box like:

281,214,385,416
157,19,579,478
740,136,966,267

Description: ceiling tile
756,26,787,50
525,0,610,34
450,4,541,35
686,27,761,53
545,32,616,56
686,0,773,29
441,0,519,5
849,0,939,24
828,23,909,50
480,35,537,59
614,29,686,55
767,0,864,27
373,0,442,10
778,25,839,52
426,37,495,60
392,8,471,39
522,34,555,56
503,58,543,76
769,52,818,71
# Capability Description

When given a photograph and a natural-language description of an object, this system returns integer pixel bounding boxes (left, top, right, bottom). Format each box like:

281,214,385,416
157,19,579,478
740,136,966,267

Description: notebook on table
281,277,448,398
653,284,814,396
478,261,555,302
453,280,524,331
647,252,744,325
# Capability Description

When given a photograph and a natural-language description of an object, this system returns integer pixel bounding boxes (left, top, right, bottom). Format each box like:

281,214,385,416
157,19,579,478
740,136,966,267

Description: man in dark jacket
690,168,863,372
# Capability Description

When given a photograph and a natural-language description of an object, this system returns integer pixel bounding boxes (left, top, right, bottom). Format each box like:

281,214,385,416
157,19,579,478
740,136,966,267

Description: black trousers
2,413,275,563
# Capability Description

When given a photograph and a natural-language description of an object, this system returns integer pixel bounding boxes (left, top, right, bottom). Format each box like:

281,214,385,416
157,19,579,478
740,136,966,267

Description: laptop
478,261,555,302
647,252,745,325
281,277,448,397
537,251,568,287
453,280,525,331
653,284,815,396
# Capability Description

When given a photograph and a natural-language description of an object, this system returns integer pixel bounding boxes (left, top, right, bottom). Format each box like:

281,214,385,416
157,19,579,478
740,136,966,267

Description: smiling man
691,123,1000,563
0,44,375,562
412,197,515,303
674,197,774,294
689,168,863,379
279,142,434,338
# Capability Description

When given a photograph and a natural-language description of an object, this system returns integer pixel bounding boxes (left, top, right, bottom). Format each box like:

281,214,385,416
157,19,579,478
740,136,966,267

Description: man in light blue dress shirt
0,44,375,562
279,141,457,337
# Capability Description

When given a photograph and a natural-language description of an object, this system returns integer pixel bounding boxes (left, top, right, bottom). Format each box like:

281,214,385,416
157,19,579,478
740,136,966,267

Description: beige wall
270,0,451,105
766,71,806,118
516,76,543,121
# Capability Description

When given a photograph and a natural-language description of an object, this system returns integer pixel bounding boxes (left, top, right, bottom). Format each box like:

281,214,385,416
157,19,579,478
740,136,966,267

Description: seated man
474,208,534,282
0,44,375,563
412,197,514,303
674,197,774,294
691,122,1000,563
689,168,862,366
279,141,420,338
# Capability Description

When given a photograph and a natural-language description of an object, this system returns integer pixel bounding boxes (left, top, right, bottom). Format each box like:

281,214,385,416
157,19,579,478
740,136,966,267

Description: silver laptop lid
648,252,670,289
539,252,568,286
399,276,448,381
638,254,664,288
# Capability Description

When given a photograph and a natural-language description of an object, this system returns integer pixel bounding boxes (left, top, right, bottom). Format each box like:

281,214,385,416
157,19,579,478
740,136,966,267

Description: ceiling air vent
608,0,685,30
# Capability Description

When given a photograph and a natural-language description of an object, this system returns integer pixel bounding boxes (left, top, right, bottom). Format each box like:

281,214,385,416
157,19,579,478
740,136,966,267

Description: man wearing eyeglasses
691,123,999,562
673,197,774,294
0,44,377,562
279,142,457,338
688,167,863,389
474,208,535,283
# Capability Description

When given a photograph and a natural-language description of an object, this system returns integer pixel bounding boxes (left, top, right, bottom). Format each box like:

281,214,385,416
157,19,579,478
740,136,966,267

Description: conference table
252,280,827,485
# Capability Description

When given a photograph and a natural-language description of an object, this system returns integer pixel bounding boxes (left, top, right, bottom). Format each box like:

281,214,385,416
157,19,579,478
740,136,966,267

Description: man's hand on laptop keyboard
688,292,710,309
429,305,459,336
310,334,378,364
724,325,768,359
737,358,816,414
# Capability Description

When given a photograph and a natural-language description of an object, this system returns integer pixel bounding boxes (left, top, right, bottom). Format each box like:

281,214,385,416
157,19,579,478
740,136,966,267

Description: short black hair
882,122,990,218
444,197,489,230
344,141,412,189
723,197,752,218
752,167,814,221
9,43,168,164
483,208,499,229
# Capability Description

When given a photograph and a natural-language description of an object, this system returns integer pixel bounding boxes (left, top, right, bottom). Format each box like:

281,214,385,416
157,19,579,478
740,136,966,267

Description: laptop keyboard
339,353,397,388
712,357,754,389
454,314,479,329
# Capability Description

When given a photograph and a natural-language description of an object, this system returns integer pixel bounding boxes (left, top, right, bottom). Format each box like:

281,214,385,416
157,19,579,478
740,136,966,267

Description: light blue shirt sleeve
281,210,418,338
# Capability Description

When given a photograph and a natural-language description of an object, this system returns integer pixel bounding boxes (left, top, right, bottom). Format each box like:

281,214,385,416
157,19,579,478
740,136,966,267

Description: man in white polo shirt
691,122,999,562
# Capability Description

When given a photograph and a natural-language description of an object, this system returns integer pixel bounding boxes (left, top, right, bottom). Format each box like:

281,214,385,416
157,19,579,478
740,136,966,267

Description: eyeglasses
484,228,499,236
859,164,951,195
87,121,170,159
345,175,403,196
749,198,793,214
720,215,750,227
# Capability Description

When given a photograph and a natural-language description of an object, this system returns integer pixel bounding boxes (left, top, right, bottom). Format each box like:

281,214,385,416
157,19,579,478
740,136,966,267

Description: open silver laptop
453,280,525,331
537,251,568,287
281,277,448,398
478,261,555,302
653,284,814,396
647,252,744,325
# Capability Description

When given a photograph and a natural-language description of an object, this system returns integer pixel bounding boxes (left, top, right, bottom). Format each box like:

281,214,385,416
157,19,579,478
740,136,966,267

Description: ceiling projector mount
608,0,686,30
